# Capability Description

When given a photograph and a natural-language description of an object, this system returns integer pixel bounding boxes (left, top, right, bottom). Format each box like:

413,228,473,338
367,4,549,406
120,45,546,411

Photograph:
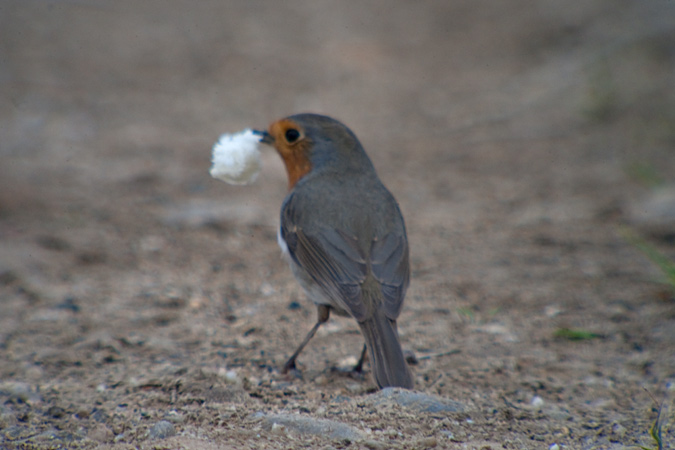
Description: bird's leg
353,343,368,373
283,304,330,374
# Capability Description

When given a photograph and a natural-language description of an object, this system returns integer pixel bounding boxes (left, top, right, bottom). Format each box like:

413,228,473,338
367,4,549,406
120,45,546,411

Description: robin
258,113,414,389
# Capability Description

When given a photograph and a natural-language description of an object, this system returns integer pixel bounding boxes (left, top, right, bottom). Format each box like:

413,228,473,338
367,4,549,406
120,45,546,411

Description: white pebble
271,422,287,435
210,129,263,185
225,369,238,382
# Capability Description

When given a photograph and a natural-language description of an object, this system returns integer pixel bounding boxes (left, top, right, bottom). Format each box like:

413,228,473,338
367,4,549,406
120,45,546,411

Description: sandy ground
1,1,675,449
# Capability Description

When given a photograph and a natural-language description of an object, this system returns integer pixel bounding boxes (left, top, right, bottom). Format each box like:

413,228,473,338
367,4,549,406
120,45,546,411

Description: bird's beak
253,129,273,145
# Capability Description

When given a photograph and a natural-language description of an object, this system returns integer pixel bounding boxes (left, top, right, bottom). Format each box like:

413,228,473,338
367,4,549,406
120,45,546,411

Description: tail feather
358,311,413,389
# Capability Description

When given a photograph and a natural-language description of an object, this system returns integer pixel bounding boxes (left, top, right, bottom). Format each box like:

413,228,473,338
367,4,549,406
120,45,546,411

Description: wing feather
281,193,409,322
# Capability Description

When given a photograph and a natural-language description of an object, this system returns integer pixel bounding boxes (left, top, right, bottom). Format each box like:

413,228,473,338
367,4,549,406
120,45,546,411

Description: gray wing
281,196,409,322
282,217,368,320
370,231,410,320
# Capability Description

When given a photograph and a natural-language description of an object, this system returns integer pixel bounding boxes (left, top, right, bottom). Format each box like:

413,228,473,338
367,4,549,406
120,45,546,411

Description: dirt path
1,1,674,448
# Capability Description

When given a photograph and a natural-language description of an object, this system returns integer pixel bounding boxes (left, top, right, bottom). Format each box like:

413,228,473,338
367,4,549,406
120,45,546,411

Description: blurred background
2,1,674,213
1,0,674,447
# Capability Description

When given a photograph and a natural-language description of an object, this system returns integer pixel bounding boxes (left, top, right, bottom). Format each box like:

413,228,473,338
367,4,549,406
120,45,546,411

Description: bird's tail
358,310,413,389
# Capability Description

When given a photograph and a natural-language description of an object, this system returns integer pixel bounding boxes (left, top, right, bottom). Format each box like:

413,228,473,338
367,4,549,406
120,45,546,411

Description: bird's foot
330,364,367,381
282,359,303,380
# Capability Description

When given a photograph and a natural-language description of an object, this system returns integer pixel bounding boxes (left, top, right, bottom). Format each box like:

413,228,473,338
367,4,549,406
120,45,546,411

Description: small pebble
259,413,363,441
370,387,465,413
363,439,386,450
416,436,438,448
270,422,286,435
165,410,185,423
88,424,114,443
337,355,359,370
1,381,41,405
440,430,454,439
148,420,176,440
219,368,239,384
531,395,544,407
259,282,275,296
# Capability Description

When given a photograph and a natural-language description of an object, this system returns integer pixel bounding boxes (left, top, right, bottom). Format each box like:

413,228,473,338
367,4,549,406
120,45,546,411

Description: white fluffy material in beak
210,129,262,185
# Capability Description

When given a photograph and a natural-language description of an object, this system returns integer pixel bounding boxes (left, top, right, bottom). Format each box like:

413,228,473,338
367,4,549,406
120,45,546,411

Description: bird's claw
282,359,303,379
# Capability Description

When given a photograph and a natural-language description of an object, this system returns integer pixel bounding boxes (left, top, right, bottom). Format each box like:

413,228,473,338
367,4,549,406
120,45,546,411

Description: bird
257,113,414,389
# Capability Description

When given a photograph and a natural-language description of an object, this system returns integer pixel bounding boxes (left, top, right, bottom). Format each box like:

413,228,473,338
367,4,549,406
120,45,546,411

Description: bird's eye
285,128,301,144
